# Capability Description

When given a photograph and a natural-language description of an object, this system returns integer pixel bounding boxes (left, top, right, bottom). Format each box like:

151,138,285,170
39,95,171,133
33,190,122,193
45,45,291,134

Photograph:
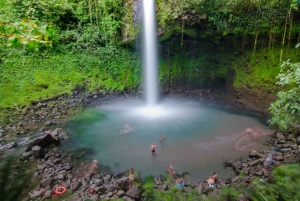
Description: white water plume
142,0,159,106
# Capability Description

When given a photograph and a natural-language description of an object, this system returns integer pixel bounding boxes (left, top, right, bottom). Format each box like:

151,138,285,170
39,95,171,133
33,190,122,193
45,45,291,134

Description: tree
269,44,300,130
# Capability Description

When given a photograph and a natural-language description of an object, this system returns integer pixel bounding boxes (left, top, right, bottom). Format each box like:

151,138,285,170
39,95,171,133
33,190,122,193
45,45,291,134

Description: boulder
31,145,45,158
29,190,42,199
6,142,18,149
196,182,204,193
27,134,59,151
114,170,128,179
126,187,141,199
116,190,125,198
40,177,55,189
42,190,52,200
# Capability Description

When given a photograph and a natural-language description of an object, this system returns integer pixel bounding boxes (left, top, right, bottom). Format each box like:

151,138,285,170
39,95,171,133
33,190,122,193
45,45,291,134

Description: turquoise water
62,98,272,181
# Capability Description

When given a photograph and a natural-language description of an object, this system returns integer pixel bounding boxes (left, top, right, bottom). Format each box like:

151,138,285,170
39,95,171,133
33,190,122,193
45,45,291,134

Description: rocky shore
0,124,299,201
2,88,299,201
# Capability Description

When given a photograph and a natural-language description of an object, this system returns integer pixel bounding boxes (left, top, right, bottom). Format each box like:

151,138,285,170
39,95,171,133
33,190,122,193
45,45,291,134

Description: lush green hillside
0,0,299,128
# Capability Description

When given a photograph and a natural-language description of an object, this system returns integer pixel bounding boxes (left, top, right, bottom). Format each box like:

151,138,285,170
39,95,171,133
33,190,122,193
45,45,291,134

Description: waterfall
142,0,159,106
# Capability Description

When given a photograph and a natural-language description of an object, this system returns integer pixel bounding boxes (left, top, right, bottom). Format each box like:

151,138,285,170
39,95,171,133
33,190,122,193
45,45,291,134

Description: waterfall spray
142,0,159,106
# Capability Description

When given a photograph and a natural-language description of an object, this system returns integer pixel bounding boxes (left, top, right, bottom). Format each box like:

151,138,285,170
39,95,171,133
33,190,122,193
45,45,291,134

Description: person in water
160,135,165,146
245,127,254,140
120,124,134,134
151,143,156,156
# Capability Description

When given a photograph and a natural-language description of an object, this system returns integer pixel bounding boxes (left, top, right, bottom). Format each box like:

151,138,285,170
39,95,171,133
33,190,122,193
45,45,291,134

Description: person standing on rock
151,143,156,156
168,165,175,178
88,159,99,174
129,167,134,188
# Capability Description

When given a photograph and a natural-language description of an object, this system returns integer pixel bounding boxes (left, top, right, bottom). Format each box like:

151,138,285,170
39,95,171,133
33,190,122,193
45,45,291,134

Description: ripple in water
62,98,272,181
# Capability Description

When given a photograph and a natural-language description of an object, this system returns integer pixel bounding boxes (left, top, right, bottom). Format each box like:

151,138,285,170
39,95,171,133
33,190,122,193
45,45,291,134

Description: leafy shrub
269,55,300,130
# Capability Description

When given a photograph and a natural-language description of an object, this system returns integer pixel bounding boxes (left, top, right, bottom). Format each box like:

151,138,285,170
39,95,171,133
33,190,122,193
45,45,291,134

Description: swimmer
246,127,254,140
151,144,156,156
160,135,165,145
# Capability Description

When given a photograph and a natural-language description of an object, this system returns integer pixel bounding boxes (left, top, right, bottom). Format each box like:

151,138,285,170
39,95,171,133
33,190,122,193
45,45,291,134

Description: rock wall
225,69,277,116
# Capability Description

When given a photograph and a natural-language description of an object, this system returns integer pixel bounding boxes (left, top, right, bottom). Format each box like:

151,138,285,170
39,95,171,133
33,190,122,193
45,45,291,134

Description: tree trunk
88,0,93,24
280,8,290,64
288,12,293,48
253,31,258,56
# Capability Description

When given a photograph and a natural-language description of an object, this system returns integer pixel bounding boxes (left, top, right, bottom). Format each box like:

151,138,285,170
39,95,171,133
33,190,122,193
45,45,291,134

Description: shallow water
62,98,272,181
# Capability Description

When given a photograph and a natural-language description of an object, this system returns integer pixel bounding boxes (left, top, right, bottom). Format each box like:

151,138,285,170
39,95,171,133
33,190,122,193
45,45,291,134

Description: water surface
62,98,272,181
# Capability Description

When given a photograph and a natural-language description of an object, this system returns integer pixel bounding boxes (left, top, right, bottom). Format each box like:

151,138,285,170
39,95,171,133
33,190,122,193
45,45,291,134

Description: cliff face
225,73,277,115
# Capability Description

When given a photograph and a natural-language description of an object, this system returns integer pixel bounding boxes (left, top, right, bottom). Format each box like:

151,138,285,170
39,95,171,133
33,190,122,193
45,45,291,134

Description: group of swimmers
245,127,262,141
119,124,134,134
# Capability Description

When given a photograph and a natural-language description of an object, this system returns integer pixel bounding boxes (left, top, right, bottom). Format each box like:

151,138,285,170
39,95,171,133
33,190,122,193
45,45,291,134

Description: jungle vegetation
0,0,299,129
1,0,300,200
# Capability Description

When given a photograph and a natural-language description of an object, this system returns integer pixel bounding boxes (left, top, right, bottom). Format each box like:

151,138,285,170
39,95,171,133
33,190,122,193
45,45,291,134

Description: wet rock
196,182,205,193
27,134,59,151
6,142,18,149
71,181,82,191
61,162,72,171
249,150,264,158
42,189,52,200
126,187,141,199
29,190,42,199
92,178,103,186
231,176,239,183
105,192,114,199
45,120,53,126
40,177,55,189
19,151,31,161
116,190,125,198
31,145,45,158
114,170,127,179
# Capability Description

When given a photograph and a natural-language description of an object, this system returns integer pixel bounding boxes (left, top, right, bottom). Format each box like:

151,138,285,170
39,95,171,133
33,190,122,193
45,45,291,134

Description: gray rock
116,190,125,198
31,145,45,158
114,170,127,179
7,142,18,149
42,190,52,200
93,178,103,186
20,151,31,161
71,181,82,191
276,133,285,140
40,177,55,189
126,187,141,199
196,182,204,193
45,121,53,126
29,190,42,199
61,163,72,171
105,192,114,199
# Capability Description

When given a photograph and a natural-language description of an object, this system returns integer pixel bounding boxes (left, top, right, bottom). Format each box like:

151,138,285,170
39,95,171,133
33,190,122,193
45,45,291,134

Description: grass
0,48,141,109
233,46,299,93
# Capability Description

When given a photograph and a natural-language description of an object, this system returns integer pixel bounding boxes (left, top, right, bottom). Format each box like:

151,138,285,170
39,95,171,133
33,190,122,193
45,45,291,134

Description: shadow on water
65,147,114,175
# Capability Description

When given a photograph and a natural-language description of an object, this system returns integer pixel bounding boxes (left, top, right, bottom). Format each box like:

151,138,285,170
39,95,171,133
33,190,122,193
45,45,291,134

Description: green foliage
0,158,37,201
0,19,57,51
269,57,300,130
142,176,202,201
0,47,141,108
244,164,300,201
